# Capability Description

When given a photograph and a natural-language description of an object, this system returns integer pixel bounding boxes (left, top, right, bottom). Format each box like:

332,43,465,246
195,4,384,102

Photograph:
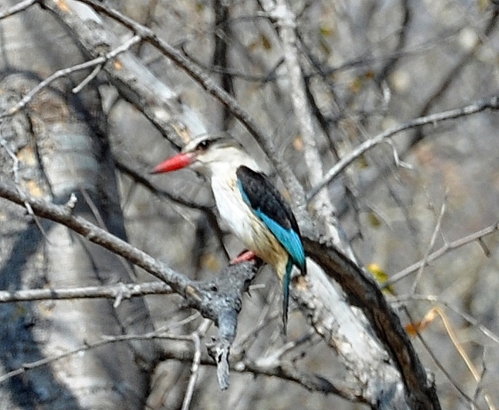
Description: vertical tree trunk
0,3,157,408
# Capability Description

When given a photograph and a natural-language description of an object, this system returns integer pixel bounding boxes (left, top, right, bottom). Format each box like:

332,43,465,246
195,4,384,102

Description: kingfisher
151,134,306,333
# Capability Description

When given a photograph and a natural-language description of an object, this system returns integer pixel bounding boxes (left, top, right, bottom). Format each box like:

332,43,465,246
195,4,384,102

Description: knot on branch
183,258,262,389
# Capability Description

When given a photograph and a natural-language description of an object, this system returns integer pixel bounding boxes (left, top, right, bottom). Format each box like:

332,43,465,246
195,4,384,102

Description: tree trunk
0,3,157,408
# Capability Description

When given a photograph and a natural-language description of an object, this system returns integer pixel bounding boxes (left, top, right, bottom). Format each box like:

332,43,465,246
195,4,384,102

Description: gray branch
0,181,256,389
307,95,499,202
0,281,172,303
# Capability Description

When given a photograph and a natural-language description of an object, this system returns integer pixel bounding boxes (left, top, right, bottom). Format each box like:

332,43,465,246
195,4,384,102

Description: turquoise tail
282,258,294,335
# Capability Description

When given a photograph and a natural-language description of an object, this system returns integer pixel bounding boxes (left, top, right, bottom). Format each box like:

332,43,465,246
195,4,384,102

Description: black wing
236,166,300,235
237,166,306,334
236,167,306,273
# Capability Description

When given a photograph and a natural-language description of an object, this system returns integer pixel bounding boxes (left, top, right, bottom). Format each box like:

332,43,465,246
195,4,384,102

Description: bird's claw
230,250,257,265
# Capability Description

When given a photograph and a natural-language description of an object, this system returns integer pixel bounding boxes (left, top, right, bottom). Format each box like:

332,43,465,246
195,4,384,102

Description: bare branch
0,0,36,20
234,354,360,400
0,182,188,291
307,95,499,202
0,181,259,389
263,0,354,257
182,320,211,410
0,282,172,303
387,221,499,287
410,192,447,294
304,236,441,410
0,324,347,396
41,0,311,231
0,327,202,385
0,35,141,119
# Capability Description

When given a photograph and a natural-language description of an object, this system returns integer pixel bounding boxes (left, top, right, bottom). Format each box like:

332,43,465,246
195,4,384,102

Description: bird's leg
230,249,258,265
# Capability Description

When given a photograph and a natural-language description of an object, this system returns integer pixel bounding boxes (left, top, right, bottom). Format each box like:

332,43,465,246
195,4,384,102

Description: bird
151,133,306,334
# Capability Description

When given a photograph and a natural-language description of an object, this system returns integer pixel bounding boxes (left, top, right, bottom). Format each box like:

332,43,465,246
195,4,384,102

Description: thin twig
72,64,103,93
386,221,499,287
307,96,499,202
410,192,447,294
0,328,186,384
401,306,481,409
0,137,20,182
431,307,496,410
115,159,213,211
0,281,172,303
0,35,141,119
181,320,211,410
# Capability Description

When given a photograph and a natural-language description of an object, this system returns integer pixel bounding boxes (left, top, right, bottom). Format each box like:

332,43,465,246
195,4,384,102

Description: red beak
150,153,194,174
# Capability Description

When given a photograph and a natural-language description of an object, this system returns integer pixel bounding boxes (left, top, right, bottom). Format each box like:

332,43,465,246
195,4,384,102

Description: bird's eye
196,139,212,151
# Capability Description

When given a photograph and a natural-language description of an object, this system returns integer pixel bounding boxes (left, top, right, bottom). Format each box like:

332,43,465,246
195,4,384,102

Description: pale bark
0,3,157,408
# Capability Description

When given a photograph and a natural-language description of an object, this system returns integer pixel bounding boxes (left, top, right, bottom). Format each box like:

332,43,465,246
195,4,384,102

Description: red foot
230,250,257,265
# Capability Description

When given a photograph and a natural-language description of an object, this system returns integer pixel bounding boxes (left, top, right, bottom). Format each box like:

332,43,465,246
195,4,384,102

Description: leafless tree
1,1,498,409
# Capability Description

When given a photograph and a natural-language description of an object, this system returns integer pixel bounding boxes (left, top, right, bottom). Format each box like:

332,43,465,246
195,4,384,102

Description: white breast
210,169,288,273
211,172,255,245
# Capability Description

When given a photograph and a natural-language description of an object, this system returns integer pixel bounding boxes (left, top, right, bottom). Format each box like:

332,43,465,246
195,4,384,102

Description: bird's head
151,134,257,177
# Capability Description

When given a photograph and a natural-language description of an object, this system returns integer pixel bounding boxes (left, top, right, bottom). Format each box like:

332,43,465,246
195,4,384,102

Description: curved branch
307,95,499,202
0,325,348,397
304,235,440,410
0,182,258,389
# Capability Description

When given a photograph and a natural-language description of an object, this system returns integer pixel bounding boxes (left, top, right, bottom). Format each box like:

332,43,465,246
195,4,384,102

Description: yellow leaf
366,263,395,295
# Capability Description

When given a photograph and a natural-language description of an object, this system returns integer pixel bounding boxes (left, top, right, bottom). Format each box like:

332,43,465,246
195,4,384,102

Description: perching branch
0,177,439,407
0,181,258,389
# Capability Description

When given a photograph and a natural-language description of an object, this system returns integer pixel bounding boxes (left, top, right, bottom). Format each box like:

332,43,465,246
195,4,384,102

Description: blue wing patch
237,168,306,334
255,211,305,269
237,178,305,270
